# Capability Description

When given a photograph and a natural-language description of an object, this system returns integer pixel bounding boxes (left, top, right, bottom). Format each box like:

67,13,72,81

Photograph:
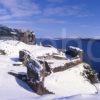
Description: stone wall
52,59,82,73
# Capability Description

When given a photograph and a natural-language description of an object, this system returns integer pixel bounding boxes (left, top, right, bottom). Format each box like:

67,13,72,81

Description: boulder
0,50,6,55
19,50,30,62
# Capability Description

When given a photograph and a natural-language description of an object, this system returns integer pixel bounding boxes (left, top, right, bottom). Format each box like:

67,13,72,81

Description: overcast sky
0,0,100,38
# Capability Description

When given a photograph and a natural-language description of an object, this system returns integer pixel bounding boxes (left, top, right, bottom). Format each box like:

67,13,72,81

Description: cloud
0,6,12,20
0,0,89,21
0,9,8,15
0,0,41,17
43,5,88,17
0,15,12,20
0,0,90,31
36,18,65,24
1,20,28,24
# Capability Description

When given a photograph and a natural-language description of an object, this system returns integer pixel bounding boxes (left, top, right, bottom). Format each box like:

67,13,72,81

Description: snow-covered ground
0,40,60,58
0,40,100,100
0,55,100,100
0,55,38,100
44,63,97,97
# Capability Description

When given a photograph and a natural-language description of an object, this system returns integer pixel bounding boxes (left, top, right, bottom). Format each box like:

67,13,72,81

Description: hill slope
0,40,100,100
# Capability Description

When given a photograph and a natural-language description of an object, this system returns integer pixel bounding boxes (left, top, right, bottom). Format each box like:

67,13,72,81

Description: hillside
0,40,100,100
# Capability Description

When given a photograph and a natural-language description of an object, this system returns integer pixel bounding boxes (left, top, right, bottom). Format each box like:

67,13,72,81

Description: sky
0,0,100,38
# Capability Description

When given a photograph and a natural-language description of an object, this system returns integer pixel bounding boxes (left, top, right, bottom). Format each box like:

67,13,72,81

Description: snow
0,55,100,100
0,40,100,100
11,31,17,35
0,40,59,58
0,55,38,100
46,59,67,68
44,63,97,97
69,46,83,52
45,58,81,69
32,32,35,35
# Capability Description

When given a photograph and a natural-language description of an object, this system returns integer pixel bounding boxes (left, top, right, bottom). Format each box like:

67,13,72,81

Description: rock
19,50,52,84
66,46,83,61
8,72,53,95
19,50,30,62
0,50,6,55
82,64,99,84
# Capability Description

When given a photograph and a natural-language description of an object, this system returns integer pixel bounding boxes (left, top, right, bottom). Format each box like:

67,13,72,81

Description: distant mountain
0,25,22,37
0,25,12,36
37,37,100,41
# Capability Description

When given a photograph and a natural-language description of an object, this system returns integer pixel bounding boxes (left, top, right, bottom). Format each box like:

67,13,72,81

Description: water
36,38,100,74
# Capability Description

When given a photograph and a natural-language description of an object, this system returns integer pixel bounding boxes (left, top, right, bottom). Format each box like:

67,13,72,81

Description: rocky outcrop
19,50,52,95
82,64,99,83
52,46,83,73
66,46,83,61
0,25,36,45
18,47,99,95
